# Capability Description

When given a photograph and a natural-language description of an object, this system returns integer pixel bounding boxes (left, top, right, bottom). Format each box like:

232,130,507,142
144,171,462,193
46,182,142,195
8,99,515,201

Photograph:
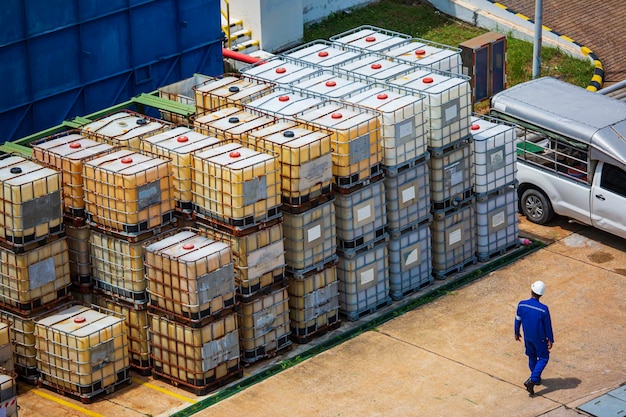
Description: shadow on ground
536,377,582,396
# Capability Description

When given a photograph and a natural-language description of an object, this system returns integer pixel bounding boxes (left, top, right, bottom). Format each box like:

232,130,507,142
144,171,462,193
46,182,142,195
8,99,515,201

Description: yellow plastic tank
90,229,148,303
0,309,40,378
66,223,91,285
32,131,117,217
93,294,150,371
144,230,236,321
192,106,276,142
80,110,173,151
192,143,281,224
238,286,291,363
0,322,14,373
288,265,339,338
193,74,275,115
295,102,382,187
196,221,285,298
0,237,70,312
149,311,240,389
35,305,130,391
83,149,174,233
0,156,62,245
247,121,333,205
140,126,222,210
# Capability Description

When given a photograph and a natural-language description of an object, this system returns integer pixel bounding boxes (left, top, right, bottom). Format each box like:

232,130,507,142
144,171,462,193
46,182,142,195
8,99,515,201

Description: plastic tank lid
229,86,240,92
371,63,382,70
177,135,189,142
121,157,133,164
69,142,82,149
229,151,241,158
325,80,337,87
318,51,329,57
74,316,86,323
365,36,376,42
183,243,195,250
471,124,481,130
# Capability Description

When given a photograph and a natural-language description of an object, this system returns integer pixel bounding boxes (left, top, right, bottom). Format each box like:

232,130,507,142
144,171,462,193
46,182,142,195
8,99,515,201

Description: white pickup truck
490,77,626,239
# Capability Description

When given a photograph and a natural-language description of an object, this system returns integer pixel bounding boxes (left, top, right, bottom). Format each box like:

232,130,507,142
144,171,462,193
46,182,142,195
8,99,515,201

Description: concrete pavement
179,217,625,417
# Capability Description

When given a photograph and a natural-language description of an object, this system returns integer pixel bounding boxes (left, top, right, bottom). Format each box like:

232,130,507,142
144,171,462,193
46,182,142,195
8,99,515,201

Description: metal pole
532,0,543,78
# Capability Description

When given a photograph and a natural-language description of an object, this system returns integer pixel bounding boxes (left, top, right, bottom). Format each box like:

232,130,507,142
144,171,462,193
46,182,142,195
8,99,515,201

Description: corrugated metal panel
0,0,224,143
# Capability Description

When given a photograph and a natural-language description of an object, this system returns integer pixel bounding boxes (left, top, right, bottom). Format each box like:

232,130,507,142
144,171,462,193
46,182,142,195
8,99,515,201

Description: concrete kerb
427,0,604,90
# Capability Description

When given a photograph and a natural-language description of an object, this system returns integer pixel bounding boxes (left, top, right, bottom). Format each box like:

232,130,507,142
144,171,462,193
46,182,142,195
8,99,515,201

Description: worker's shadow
535,377,581,395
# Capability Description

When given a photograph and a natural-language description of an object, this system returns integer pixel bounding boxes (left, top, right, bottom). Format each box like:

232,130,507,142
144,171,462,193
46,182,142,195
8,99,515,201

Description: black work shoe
524,378,535,395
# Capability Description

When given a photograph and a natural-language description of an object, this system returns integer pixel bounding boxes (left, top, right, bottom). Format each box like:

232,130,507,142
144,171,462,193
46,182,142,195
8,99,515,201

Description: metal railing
221,0,231,49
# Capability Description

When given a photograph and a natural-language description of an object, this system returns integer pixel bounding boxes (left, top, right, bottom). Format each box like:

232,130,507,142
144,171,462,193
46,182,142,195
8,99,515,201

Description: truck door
590,161,626,239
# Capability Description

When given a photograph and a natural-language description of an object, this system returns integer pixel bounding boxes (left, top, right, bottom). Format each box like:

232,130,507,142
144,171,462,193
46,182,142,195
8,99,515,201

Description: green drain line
173,239,545,417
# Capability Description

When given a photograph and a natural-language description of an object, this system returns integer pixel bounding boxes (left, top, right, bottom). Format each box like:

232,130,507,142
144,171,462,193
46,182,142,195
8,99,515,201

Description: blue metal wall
0,0,224,143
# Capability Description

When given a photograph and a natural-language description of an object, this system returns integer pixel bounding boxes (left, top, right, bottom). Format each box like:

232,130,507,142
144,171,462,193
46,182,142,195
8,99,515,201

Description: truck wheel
521,189,554,224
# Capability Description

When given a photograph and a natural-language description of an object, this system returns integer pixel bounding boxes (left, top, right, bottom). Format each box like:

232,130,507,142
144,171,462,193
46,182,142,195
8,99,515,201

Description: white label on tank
299,153,333,191
243,176,267,205
395,118,415,145
255,308,276,335
197,264,235,305
355,203,373,225
91,340,114,371
445,162,463,187
360,268,375,286
487,146,506,172
349,133,371,165
246,241,285,279
29,257,56,290
202,331,239,372
448,228,462,246
308,224,322,243
401,185,416,204
444,103,458,123
138,181,161,211
403,243,421,269
492,210,506,228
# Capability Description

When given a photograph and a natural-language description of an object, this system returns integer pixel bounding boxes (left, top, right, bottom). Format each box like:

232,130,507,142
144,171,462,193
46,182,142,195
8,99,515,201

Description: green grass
302,0,594,89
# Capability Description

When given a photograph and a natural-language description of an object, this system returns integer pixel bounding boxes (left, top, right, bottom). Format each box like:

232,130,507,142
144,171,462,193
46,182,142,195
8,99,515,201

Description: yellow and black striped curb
488,0,604,91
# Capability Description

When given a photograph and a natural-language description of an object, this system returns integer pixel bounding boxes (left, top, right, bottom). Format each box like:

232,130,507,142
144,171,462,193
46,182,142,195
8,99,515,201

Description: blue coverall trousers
525,339,550,384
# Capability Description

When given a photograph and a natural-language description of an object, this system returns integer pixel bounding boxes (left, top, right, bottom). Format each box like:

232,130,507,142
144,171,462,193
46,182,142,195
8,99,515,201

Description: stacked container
193,74,275,116
243,89,323,119
32,131,118,296
330,26,411,53
283,40,362,69
388,68,472,152
240,56,321,85
0,323,13,374
290,71,371,101
248,121,340,343
470,115,519,261
82,148,176,359
193,105,277,143
140,126,222,213
0,322,16,414
34,305,130,402
293,102,389,320
0,154,71,383
382,39,463,74
80,110,174,151
144,229,243,390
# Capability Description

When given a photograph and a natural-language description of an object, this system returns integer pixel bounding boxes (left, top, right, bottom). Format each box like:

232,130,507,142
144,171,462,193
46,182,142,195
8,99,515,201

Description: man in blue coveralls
515,280,554,396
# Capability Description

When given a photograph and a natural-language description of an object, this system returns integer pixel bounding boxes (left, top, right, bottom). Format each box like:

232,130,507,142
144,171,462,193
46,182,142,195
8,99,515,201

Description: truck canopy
490,77,626,170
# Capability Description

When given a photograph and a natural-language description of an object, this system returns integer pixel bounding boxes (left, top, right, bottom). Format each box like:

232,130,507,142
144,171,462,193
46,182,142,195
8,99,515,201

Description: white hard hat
531,281,546,296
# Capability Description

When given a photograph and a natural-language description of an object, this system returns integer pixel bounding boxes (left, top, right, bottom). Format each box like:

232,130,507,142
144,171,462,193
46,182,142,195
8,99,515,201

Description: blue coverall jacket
514,297,554,344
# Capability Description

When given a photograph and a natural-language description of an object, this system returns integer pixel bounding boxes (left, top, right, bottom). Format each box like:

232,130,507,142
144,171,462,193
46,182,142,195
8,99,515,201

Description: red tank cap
182,243,195,250
365,36,376,42
275,67,287,74
318,51,329,57
331,112,343,119
177,135,189,143
471,124,480,131
229,151,241,158
278,95,290,102
415,49,426,55
74,316,86,323
69,142,82,149
371,63,382,70
377,93,388,100
121,157,133,164
422,77,434,84
325,80,337,87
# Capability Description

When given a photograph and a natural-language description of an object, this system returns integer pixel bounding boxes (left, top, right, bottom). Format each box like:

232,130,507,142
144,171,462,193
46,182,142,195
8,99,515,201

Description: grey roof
491,77,626,168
